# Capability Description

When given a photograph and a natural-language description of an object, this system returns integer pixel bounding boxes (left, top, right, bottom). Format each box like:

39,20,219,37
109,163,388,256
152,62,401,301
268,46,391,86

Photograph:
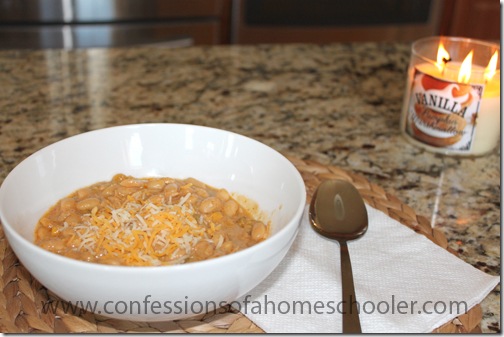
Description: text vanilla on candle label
404,68,483,152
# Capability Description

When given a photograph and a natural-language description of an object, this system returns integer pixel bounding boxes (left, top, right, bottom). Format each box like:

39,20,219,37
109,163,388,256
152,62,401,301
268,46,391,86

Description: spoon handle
340,241,362,333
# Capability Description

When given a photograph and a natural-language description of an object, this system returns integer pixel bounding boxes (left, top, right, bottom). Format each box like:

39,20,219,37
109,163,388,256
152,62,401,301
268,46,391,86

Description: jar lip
412,36,500,50
411,36,500,74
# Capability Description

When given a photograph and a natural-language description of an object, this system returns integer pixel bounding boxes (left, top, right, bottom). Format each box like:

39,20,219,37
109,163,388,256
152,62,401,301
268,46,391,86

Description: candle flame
458,50,473,83
436,42,450,71
484,51,498,82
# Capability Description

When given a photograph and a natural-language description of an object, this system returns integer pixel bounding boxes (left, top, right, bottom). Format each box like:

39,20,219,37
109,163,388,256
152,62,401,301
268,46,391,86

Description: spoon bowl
309,179,368,333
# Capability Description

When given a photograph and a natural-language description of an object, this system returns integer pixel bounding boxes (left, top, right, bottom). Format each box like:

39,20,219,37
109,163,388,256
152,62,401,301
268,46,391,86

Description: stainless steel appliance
230,0,444,44
0,0,226,49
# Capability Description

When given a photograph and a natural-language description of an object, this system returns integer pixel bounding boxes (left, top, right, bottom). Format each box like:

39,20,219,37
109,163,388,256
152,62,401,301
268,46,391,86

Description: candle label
405,69,483,151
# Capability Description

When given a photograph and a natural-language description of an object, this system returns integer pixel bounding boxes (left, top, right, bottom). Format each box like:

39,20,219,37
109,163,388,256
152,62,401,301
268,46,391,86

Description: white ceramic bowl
0,123,306,321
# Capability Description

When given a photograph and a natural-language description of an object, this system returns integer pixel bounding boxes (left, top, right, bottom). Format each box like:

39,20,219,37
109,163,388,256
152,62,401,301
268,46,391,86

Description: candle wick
440,57,451,76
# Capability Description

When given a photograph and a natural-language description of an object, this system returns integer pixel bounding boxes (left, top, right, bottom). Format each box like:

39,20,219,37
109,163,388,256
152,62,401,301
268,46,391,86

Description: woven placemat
0,157,483,333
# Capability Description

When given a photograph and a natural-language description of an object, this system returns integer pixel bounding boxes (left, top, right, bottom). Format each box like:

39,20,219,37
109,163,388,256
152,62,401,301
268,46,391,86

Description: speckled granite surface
0,43,500,332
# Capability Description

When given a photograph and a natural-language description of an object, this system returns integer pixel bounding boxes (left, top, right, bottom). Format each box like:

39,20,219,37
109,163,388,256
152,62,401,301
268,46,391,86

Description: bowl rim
0,123,307,272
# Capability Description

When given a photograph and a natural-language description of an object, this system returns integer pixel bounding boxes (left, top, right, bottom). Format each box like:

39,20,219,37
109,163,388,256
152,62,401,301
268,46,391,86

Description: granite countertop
0,43,500,332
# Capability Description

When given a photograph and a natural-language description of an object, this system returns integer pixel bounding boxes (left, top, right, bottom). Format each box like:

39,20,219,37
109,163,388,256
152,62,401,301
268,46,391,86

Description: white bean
251,222,266,241
223,199,239,216
199,197,223,214
76,198,100,211
119,178,145,187
216,189,230,201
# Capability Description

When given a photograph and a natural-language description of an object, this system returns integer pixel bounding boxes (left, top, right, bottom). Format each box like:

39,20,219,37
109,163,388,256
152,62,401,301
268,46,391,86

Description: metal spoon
309,179,368,333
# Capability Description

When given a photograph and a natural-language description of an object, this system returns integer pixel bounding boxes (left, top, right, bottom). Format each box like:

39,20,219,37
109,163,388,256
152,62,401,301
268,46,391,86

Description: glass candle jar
401,36,500,156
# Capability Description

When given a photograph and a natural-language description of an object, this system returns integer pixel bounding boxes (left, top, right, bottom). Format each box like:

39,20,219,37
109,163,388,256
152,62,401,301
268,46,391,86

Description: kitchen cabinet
439,0,500,42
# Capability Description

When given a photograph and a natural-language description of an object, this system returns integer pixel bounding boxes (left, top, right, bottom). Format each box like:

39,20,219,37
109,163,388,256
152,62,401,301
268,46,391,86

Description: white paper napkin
236,205,499,333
